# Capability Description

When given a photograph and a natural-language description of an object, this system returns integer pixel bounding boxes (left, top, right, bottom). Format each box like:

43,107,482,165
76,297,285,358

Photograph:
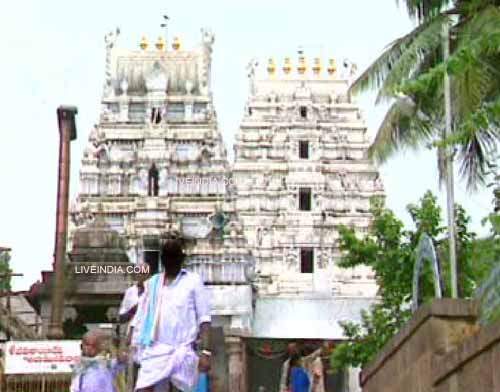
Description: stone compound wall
432,319,500,392
360,299,500,392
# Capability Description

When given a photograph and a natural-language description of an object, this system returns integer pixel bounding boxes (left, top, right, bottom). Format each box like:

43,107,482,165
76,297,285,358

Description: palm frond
451,5,500,122
396,0,450,22
376,15,444,103
458,130,492,189
447,5,500,189
349,20,438,96
451,53,495,125
369,97,435,163
456,97,500,189
399,62,446,113
360,1,500,189
457,3,500,39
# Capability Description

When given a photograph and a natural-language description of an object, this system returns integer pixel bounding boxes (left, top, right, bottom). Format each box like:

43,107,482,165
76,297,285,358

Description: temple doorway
246,338,348,392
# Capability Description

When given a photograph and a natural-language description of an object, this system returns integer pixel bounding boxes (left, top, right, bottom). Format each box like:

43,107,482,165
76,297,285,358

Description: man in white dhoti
132,238,211,392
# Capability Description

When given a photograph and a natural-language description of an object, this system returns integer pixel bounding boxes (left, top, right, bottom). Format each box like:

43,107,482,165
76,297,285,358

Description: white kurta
132,270,211,391
119,285,140,316
120,285,141,363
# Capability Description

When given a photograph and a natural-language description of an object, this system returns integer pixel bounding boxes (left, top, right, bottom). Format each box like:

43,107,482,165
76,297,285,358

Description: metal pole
48,106,77,339
443,19,458,298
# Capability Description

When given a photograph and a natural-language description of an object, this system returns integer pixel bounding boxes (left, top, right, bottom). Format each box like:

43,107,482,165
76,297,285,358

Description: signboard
4,340,81,374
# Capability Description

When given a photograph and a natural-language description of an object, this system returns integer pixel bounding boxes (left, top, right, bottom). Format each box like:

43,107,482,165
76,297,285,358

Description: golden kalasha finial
297,55,307,74
267,58,276,75
156,36,165,51
172,36,181,50
140,36,148,50
327,58,337,75
283,57,292,74
313,58,322,75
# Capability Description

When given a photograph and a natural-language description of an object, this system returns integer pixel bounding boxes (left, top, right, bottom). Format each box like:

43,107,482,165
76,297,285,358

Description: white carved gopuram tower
233,55,385,389
67,30,253,390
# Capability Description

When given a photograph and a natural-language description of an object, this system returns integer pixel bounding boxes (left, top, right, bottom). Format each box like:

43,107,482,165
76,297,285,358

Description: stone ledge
432,319,500,385
360,299,478,387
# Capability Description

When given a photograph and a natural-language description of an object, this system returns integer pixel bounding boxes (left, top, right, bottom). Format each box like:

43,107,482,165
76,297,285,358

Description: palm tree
351,0,500,189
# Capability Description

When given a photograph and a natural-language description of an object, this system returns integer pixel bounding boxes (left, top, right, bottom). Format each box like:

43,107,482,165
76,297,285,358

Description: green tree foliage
331,192,482,370
476,211,500,275
0,250,11,291
473,209,500,323
351,0,500,189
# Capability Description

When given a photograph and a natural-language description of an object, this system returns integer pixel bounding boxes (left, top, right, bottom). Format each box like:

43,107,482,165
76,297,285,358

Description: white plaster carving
145,62,168,94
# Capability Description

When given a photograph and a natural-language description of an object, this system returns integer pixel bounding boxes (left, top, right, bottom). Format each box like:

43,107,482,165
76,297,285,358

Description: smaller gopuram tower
233,55,385,391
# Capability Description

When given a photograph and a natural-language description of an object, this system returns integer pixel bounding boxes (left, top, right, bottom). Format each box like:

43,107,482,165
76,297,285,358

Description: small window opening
300,248,314,273
299,141,309,159
151,107,162,124
300,106,307,118
299,187,312,211
148,163,159,196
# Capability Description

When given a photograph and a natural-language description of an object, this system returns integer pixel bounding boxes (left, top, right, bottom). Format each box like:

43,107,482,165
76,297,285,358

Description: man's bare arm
199,322,211,351
126,326,134,346
198,322,212,373
302,348,322,368
119,304,138,324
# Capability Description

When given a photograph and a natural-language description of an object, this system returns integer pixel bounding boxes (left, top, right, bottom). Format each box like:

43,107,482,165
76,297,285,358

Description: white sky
0,0,495,291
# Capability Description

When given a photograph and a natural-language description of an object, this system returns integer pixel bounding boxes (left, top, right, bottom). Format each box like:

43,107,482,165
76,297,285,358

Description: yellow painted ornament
140,36,148,50
155,36,165,51
172,37,181,50
313,58,321,74
267,58,276,75
283,57,292,74
327,58,337,75
297,55,307,74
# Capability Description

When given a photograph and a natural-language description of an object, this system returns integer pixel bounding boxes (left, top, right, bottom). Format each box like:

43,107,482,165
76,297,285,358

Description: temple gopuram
34,29,254,392
32,25,386,392
232,55,384,390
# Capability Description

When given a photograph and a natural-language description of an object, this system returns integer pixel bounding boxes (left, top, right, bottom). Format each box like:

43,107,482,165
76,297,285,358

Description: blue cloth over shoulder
139,273,162,347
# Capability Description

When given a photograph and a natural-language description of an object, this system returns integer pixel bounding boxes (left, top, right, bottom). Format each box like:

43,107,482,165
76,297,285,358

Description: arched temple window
148,163,159,196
